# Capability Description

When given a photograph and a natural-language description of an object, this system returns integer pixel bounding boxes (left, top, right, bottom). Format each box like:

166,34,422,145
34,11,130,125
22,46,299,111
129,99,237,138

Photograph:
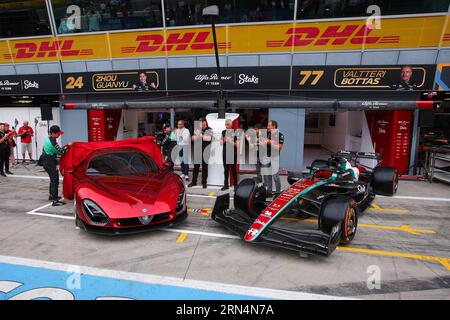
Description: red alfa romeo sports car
59,137,187,234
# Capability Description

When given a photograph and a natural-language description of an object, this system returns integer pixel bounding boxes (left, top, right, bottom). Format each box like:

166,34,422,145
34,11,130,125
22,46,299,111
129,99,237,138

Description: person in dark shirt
245,123,262,180
189,118,212,188
158,123,177,171
133,71,157,91
260,120,284,194
42,125,72,206
221,119,240,191
0,123,13,177
391,65,417,91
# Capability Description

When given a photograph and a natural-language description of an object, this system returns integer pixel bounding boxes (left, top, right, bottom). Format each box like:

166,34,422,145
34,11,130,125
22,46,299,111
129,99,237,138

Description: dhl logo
3,40,93,60
266,24,400,47
120,31,231,54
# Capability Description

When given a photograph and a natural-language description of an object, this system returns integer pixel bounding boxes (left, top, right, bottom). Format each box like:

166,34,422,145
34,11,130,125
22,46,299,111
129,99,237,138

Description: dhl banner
1,15,449,64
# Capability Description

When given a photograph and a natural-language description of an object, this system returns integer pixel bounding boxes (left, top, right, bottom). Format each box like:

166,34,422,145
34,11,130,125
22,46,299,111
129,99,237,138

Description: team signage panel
0,15,448,64
167,67,290,90
435,63,450,90
291,65,436,91
61,69,166,93
0,74,61,95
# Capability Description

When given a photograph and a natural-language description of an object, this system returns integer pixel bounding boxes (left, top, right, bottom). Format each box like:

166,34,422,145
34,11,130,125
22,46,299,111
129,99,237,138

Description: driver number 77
298,70,324,86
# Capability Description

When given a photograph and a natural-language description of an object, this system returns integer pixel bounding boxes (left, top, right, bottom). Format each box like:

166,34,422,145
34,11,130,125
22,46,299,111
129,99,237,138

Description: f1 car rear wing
334,150,382,169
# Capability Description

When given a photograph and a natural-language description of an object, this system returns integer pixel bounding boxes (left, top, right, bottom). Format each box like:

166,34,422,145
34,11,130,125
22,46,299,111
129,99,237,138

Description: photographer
6,123,18,166
1,123,16,175
17,121,34,163
0,123,13,177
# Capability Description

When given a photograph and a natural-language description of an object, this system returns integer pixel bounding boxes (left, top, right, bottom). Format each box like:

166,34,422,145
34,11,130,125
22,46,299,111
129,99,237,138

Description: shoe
188,182,196,187
202,183,207,189
52,200,66,206
221,186,229,191
49,196,62,201
0,172,6,177
5,171,13,175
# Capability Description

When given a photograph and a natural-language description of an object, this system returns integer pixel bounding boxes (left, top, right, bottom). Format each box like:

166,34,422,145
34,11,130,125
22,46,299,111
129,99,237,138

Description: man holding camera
0,123,13,176
189,118,212,189
17,120,34,163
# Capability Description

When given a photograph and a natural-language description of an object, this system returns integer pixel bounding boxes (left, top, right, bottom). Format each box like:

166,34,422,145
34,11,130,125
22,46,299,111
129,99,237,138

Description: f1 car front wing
212,193,343,257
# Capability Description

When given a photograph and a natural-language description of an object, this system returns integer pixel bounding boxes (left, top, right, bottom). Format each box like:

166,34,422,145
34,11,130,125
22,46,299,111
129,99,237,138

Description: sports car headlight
176,188,186,212
82,199,109,226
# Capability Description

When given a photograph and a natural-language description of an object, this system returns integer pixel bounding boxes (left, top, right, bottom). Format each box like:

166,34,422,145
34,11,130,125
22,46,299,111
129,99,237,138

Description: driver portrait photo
391,65,417,91
132,71,158,91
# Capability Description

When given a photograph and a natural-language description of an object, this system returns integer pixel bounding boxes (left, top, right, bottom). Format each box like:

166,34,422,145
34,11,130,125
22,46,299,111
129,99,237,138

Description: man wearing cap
42,125,71,206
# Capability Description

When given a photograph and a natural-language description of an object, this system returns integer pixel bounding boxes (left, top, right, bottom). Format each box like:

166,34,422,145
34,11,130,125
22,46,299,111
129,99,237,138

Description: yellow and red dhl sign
1,15,449,64
0,33,110,63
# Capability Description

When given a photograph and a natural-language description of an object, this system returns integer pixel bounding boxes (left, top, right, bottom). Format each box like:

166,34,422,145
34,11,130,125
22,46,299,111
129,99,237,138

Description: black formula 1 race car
212,151,398,257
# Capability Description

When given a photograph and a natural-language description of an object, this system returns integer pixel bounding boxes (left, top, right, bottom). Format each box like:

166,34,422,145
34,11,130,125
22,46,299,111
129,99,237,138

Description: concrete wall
320,111,364,153
321,112,348,152
268,108,305,171
60,108,88,146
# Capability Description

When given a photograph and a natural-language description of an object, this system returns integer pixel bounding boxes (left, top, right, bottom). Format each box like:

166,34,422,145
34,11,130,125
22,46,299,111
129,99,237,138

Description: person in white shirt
175,120,190,180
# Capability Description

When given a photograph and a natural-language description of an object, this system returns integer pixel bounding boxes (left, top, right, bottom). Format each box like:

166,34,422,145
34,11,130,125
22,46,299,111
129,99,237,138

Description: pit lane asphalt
0,163,449,300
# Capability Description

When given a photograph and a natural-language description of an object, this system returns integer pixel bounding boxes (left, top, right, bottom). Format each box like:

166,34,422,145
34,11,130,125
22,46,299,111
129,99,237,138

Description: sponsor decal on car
244,179,321,242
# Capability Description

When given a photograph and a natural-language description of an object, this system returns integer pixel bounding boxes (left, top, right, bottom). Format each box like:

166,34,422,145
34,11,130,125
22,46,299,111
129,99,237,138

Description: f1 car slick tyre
234,178,267,218
372,167,398,196
319,195,358,244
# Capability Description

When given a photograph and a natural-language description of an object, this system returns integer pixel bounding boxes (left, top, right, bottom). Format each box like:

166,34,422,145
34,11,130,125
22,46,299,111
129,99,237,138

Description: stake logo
121,32,231,54
266,24,399,48
4,40,93,60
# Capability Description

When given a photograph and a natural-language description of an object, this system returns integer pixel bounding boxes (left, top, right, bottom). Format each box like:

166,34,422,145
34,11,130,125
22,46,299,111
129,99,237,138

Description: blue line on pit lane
0,263,265,300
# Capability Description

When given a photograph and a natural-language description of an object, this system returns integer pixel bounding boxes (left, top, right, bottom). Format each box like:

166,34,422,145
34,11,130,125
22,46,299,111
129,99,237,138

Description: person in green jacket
42,125,71,206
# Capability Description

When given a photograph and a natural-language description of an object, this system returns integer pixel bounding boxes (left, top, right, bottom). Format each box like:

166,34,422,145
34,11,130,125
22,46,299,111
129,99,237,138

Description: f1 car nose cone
138,215,154,225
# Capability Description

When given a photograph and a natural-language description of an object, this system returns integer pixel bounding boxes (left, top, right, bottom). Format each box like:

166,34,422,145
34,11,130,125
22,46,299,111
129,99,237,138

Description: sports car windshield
86,152,158,176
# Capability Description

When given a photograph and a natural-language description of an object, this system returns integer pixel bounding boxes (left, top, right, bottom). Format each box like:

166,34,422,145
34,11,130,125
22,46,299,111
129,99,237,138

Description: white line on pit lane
27,211,75,220
23,210,236,239
160,228,240,240
0,255,350,300
380,195,450,202
27,202,53,214
23,209,238,239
